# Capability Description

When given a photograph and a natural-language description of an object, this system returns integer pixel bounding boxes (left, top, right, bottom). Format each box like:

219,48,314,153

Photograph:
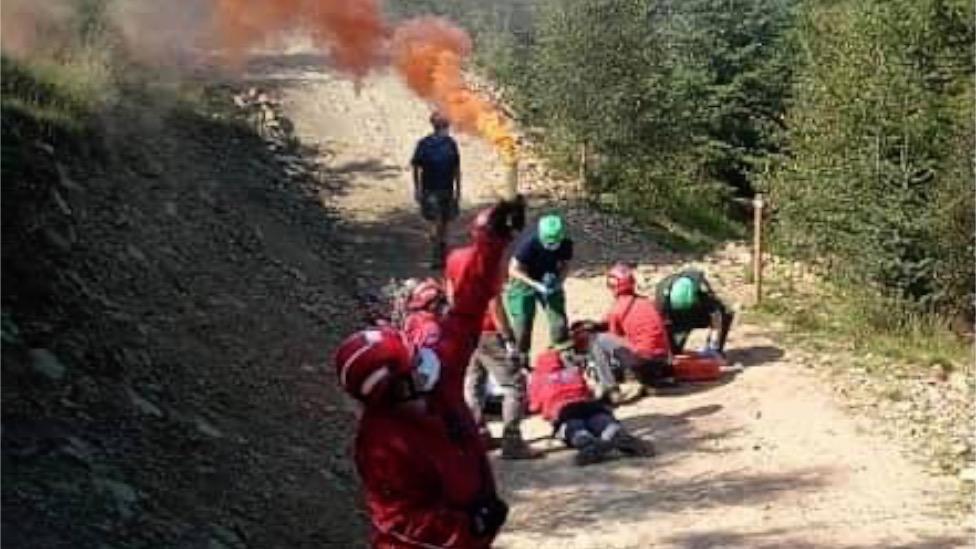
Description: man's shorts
419,190,459,222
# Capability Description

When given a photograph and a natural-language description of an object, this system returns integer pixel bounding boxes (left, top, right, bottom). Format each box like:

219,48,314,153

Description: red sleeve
446,235,507,320
358,433,480,548
436,234,509,393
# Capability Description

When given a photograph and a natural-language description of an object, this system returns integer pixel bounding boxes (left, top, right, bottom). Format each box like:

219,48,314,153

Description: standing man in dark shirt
504,214,573,368
411,111,461,269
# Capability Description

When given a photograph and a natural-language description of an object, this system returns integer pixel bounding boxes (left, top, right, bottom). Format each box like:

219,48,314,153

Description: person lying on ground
527,331,655,467
654,268,734,355
334,197,525,548
504,213,573,367
411,111,461,269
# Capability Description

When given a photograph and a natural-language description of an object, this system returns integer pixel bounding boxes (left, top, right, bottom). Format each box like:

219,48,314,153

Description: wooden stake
504,160,518,199
753,193,764,305
579,141,588,189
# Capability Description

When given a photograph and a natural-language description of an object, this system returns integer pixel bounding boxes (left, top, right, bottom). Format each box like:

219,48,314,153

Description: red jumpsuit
527,350,593,423
604,294,670,359
355,232,508,548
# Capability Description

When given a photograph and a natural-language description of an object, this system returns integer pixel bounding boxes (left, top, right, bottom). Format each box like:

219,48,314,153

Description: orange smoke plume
392,17,518,163
1,0,75,60
211,4,516,161
213,0,387,78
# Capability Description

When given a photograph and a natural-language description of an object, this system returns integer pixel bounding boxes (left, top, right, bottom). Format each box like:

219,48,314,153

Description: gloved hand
531,281,550,297
698,334,722,356
541,272,562,295
469,496,509,538
700,344,721,358
487,195,527,238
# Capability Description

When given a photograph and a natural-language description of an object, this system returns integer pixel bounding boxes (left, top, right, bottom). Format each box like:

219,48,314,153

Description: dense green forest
391,0,974,326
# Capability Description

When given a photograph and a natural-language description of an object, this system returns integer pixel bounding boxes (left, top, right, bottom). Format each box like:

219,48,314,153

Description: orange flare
392,17,518,163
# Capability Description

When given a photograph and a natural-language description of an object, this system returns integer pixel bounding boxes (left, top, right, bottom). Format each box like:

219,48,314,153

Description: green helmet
669,276,698,311
538,214,565,247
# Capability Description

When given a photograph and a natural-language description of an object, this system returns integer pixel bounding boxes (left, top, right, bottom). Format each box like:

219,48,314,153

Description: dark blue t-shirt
411,133,460,192
513,229,574,281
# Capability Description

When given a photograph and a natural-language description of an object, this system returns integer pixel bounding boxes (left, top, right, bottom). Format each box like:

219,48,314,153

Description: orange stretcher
671,352,726,382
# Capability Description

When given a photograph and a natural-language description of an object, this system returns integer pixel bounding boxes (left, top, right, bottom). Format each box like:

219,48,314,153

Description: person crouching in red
334,197,525,548
528,328,656,466
580,262,673,401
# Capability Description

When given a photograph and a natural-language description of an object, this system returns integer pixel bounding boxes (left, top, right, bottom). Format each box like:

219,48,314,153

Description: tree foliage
763,0,974,316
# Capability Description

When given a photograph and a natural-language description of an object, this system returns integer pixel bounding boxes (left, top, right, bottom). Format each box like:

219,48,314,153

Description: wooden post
753,193,764,305
504,160,518,199
579,141,588,189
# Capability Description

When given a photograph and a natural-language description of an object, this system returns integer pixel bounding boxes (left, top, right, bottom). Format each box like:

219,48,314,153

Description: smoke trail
392,17,517,163
0,0,77,60
0,0,519,161
211,3,517,160
212,0,387,78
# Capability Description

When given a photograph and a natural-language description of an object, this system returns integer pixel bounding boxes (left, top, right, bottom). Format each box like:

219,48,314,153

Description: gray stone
127,388,164,418
195,417,224,439
29,348,66,381
93,478,139,519
127,244,147,263
34,140,55,155
51,188,73,216
208,524,245,549
43,228,73,252
952,441,971,457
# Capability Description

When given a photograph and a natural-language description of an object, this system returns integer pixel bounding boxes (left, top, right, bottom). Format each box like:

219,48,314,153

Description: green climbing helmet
538,214,565,248
669,276,698,311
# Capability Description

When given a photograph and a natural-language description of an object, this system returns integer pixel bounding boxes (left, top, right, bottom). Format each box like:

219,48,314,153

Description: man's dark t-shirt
411,134,460,193
513,229,574,282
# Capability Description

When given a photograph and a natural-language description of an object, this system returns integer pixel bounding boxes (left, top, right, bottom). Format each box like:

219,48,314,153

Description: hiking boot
573,440,610,467
500,428,543,460
611,431,655,458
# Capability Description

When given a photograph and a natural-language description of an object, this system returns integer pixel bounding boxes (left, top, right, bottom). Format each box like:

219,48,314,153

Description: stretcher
670,352,726,382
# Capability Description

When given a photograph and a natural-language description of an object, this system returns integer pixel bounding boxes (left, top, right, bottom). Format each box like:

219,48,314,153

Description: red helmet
334,328,412,403
606,262,637,296
406,278,445,312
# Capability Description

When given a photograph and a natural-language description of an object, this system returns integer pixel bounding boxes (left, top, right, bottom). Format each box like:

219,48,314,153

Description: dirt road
267,54,970,548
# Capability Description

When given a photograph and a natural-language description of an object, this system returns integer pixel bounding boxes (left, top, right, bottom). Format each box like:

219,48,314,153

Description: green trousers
503,279,568,361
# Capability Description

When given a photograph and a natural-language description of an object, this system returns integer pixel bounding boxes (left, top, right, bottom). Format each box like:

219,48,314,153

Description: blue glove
541,273,562,295
700,341,722,358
